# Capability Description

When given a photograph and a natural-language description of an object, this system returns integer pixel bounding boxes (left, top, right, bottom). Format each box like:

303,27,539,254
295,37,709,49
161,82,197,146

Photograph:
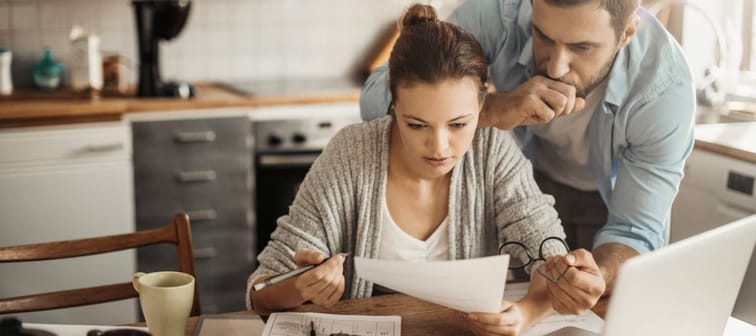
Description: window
742,0,755,73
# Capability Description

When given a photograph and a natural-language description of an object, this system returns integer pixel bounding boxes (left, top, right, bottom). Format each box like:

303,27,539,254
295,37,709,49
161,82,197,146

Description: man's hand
292,250,346,307
480,76,586,130
542,249,605,315
593,243,640,295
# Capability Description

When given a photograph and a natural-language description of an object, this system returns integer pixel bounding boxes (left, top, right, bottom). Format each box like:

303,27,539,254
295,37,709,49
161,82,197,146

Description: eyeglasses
499,236,570,283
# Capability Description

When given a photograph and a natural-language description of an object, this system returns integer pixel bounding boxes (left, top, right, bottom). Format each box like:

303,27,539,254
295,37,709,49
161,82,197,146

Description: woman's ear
478,84,489,106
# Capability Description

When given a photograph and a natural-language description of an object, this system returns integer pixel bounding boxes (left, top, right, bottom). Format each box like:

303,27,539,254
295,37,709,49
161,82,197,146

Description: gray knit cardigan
246,116,567,309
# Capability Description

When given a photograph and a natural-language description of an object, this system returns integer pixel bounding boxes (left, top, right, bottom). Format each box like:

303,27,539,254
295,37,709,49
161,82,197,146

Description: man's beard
536,50,618,98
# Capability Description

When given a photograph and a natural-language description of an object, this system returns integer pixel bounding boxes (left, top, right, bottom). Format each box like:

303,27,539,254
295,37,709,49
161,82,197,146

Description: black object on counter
133,0,194,98
0,317,55,336
86,329,151,336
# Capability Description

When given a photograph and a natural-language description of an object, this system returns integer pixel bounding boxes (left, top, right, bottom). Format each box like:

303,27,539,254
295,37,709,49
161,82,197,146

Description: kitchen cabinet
671,123,756,325
130,112,254,314
0,122,136,324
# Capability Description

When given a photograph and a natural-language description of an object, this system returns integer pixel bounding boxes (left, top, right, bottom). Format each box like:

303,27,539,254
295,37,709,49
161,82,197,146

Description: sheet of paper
504,282,605,336
354,255,509,313
193,315,266,336
21,323,149,336
262,312,401,336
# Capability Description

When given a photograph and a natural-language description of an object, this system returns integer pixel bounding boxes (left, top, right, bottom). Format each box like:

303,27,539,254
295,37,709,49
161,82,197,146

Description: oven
252,103,361,254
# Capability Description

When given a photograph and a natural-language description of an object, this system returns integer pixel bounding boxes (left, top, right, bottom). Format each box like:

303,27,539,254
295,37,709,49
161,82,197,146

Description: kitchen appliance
132,0,194,98
671,147,756,326
0,122,135,324
252,103,361,254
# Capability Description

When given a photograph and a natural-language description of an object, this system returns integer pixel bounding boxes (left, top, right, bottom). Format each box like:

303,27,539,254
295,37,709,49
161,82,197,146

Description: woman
248,4,568,335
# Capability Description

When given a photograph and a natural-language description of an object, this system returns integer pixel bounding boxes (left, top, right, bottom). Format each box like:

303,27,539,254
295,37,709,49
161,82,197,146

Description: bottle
69,26,103,98
0,49,11,96
32,48,64,90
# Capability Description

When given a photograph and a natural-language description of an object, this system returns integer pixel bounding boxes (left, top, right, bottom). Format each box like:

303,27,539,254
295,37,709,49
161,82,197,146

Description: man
360,0,695,315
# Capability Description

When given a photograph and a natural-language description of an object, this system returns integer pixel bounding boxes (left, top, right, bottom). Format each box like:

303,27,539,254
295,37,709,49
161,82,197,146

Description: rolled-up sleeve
359,64,392,121
595,80,695,254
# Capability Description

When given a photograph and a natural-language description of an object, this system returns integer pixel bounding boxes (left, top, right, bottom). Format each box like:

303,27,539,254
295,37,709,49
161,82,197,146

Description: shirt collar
517,37,535,77
603,46,629,109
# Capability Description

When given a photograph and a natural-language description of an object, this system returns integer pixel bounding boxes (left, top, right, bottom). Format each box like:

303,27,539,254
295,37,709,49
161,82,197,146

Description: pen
252,252,350,291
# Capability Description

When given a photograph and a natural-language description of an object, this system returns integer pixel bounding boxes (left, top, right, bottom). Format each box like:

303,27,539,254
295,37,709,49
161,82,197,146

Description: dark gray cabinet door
132,115,255,314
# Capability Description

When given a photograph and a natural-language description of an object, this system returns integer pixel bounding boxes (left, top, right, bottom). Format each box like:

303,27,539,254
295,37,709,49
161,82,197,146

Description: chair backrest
0,214,202,317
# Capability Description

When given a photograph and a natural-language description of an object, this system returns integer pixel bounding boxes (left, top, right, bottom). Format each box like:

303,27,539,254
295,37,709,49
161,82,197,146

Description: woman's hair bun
400,4,438,28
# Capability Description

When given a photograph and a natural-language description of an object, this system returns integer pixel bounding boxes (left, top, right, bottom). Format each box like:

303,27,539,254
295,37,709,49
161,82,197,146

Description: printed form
262,312,401,336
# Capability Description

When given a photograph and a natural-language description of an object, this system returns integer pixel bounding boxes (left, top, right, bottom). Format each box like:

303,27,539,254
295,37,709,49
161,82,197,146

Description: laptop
733,246,755,325
547,214,756,336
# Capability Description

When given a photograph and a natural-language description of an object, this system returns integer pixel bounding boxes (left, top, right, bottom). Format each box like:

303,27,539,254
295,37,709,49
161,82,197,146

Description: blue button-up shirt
360,0,696,254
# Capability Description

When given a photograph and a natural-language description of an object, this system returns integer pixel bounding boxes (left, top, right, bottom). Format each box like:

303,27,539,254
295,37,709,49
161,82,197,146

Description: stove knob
268,134,283,146
292,133,307,144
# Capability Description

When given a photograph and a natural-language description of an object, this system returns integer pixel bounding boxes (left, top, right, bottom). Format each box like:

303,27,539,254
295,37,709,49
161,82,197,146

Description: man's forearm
477,91,519,130
477,92,500,129
592,243,640,296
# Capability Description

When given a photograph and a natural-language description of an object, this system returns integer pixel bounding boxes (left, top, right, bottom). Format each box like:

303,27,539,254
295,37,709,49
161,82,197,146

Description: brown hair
388,4,488,109
543,0,640,37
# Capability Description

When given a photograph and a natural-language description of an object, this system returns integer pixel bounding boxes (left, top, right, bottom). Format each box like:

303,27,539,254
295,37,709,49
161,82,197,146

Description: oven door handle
258,153,320,167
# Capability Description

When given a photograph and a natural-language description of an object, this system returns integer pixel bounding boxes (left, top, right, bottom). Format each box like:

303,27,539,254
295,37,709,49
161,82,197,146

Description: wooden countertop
695,122,756,164
0,83,360,128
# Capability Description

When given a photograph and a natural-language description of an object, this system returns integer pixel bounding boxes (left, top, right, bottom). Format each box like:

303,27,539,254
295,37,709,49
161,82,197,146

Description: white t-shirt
533,80,609,191
377,195,449,261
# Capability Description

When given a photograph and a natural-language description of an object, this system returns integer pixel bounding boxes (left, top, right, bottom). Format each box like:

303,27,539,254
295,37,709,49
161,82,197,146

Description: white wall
0,0,461,88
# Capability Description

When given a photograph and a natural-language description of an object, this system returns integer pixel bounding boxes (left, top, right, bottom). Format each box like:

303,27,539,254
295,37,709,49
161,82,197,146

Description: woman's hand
292,249,346,307
464,300,529,336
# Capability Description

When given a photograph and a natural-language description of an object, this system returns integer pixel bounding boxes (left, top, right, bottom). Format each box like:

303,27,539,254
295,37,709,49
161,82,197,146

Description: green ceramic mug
133,271,194,336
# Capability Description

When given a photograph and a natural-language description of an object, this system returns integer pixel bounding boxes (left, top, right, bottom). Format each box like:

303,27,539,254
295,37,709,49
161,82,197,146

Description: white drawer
0,121,132,164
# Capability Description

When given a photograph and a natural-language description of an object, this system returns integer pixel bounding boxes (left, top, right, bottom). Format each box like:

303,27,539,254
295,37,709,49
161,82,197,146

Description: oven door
255,151,321,254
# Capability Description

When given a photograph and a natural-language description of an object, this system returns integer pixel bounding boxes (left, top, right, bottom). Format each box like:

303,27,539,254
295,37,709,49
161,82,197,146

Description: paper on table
20,323,149,336
504,282,604,336
354,255,509,313
193,315,266,336
262,312,401,336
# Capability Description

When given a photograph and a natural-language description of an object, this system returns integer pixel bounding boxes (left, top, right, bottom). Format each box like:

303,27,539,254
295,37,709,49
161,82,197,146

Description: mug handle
132,272,146,293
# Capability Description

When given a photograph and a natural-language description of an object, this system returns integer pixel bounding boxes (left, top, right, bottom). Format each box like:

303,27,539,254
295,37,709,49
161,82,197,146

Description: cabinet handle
258,153,320,167
185,209,218,222
193,247,218,260
85,143,124,152
175,170,216,183
174,131,216,143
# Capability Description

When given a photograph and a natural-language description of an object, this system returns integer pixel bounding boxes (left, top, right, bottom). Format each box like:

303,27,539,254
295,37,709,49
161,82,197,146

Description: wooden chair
0,213,202,317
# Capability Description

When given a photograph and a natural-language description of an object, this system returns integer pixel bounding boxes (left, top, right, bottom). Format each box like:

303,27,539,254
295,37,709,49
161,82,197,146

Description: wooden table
178,294,609,336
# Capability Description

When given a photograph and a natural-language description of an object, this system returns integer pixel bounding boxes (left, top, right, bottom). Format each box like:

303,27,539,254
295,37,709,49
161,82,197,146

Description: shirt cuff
594,231,654,255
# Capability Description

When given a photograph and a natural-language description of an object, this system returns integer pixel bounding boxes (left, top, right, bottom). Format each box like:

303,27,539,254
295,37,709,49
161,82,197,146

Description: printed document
354,255,509,313
262,312,401,336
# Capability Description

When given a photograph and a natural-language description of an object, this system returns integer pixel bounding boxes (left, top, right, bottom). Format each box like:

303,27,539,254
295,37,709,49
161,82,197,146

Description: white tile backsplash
39,2,71,29
0,1,10,31
10,1,38,30
0,32,10,49
68,0,99,32
3,0,463,88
